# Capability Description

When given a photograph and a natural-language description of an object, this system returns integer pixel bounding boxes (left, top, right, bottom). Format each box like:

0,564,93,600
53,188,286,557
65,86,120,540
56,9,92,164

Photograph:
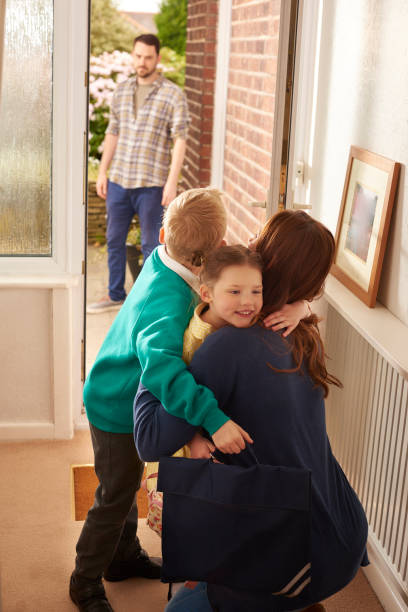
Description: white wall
305,0,408,325
1,290,52,422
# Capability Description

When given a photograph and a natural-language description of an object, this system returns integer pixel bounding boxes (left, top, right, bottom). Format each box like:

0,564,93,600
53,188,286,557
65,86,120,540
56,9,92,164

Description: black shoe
104,549,162,581
69,573,114,611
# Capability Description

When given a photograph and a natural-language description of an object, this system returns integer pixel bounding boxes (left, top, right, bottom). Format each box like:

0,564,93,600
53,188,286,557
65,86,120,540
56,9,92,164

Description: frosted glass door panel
0,0,53,256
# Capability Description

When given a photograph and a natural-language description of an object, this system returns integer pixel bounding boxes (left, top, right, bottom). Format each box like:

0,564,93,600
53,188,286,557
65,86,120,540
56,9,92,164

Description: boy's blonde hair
163,188,227,266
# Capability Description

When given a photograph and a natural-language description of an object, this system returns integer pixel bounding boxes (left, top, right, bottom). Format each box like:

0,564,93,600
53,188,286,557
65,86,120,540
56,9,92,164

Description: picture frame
331,146,400,308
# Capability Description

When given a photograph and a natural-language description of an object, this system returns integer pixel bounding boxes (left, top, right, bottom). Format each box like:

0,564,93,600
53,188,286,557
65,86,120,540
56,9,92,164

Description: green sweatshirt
83,248,229,435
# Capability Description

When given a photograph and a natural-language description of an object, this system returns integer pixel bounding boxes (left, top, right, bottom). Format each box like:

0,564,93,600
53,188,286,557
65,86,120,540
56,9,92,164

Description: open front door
284,0,322,218
265,0,326,222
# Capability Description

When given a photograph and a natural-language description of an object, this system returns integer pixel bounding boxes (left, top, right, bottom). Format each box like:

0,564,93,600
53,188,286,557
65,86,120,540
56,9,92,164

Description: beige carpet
0,430,384,612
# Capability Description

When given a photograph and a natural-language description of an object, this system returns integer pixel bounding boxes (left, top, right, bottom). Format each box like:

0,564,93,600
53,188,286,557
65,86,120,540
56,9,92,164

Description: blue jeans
165,582,305,612
165,583,213,612
106,181,163,301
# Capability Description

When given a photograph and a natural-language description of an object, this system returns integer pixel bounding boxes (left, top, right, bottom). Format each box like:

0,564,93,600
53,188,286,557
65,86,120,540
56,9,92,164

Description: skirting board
0,422,56,440
364,531,408,612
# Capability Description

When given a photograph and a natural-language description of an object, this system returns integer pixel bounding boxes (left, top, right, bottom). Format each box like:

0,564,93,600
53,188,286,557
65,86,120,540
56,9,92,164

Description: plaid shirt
106,75,189,189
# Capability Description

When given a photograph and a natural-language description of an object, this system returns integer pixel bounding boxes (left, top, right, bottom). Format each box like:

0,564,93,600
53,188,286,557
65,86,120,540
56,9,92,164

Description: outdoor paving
85,244,134,375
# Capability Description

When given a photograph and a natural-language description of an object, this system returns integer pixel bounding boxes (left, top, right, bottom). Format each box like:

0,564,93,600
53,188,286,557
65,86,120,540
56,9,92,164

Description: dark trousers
106,181,163,301
74,424,145,579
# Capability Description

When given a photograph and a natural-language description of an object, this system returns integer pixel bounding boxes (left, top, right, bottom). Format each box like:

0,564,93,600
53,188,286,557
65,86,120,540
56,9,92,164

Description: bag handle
246,444,260,464
211,443,260,466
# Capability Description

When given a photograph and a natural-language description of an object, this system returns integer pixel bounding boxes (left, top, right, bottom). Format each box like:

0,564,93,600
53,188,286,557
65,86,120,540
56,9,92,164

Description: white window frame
0,0,87,279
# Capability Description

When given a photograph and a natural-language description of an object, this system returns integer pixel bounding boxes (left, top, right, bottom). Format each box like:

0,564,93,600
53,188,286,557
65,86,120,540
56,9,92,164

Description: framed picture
331,146,400,307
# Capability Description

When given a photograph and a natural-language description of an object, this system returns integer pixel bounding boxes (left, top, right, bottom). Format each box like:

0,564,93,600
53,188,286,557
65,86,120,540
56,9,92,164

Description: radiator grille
325,305,408,587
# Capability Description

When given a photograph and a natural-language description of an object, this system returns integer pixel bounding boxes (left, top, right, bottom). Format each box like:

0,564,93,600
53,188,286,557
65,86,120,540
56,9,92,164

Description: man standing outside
87,34,189,313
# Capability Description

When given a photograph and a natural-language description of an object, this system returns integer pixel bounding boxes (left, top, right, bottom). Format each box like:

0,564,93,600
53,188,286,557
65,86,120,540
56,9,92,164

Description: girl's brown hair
256,210,341,397
200,245,263,286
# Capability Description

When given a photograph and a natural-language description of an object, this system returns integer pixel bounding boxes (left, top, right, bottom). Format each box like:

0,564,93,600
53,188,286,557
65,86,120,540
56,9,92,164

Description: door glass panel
0,0,53,256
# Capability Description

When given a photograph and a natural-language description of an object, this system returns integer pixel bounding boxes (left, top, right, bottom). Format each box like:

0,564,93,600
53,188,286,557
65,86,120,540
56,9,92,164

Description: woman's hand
188,433,215,459
212,419,253,454
264,300,311,337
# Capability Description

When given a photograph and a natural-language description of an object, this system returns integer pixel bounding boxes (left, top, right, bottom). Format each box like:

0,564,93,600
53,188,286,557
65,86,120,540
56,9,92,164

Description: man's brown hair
133,34,160,54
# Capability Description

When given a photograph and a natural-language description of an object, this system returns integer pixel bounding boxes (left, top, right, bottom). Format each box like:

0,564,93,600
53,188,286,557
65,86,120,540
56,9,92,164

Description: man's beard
137,66,156,79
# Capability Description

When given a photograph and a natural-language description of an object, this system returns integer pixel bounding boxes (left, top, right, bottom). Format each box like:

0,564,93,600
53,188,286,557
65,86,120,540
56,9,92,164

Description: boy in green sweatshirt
70,188,251,611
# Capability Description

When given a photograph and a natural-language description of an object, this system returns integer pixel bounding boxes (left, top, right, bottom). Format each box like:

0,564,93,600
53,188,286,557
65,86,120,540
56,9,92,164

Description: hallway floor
0,431,384,611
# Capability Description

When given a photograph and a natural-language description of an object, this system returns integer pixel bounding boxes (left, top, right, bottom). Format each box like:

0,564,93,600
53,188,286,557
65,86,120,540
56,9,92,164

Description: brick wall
183,0,280,245
181,0,218,190
223,0,280,244
87,182,107,244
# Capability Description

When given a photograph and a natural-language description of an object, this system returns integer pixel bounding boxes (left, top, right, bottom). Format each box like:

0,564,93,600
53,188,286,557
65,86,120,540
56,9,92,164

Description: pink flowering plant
89,50,134,160
89,48,185,161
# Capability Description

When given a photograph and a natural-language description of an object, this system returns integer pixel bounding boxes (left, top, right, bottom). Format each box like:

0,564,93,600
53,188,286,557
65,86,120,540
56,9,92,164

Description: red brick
184,0,279,206
202,106,214,119
199,168,211,183
202,94,215,105
203,67,216,80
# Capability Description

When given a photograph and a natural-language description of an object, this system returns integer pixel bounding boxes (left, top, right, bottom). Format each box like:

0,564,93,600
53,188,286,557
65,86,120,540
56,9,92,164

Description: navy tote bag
157,454,312,598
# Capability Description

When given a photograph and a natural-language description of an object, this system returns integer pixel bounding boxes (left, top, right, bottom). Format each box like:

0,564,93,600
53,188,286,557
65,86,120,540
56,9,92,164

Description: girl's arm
263,300,311,337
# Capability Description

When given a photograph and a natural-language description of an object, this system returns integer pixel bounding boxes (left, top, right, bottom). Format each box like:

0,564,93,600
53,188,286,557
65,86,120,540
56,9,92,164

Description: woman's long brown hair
256,210,341,397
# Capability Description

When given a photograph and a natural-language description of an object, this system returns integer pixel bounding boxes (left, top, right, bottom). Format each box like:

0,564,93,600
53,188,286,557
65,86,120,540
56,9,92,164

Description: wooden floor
0,430,384,612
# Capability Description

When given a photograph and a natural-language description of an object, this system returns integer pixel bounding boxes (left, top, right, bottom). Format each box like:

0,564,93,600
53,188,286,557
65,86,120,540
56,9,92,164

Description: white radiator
325,305,408,608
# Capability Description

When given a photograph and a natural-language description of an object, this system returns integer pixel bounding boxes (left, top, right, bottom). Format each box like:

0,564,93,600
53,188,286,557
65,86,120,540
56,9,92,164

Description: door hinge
81,339,85,382
295,160,305,185
82,260,85,275
83,131,87,205
84,71,88,87
278,192,286,212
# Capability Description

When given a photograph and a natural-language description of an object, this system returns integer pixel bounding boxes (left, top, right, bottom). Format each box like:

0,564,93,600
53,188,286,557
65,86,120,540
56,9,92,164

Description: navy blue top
134,324,368,611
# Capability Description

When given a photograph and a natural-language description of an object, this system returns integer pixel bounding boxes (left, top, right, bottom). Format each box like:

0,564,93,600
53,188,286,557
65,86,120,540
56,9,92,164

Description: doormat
71,464,148,521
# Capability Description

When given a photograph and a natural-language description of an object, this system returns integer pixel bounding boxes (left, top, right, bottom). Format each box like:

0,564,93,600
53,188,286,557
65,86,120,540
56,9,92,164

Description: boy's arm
134,383,197,461
263,300,311,337
135,289,229,436
134,384,241,460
